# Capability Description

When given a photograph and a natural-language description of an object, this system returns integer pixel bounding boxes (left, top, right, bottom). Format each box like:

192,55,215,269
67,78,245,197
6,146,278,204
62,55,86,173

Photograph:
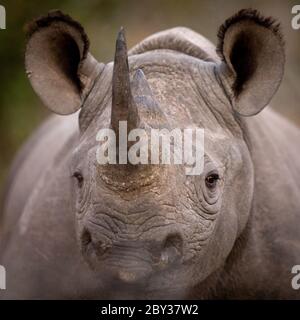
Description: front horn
111,28,139,137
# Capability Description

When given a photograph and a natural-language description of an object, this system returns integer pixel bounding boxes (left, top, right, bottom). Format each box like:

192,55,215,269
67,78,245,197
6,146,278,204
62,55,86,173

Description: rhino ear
25,11,102,115
217,9,285,116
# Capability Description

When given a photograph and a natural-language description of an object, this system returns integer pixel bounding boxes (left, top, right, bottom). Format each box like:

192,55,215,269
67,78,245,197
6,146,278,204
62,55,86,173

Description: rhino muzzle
80,224,183,284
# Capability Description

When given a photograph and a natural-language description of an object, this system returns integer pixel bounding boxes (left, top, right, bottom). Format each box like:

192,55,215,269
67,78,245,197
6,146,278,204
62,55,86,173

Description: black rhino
0,9,299,299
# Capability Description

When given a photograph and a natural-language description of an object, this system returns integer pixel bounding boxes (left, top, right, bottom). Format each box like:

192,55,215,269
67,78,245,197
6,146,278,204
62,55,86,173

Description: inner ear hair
216,8,284,97
217,8,283,57
26,10,89,56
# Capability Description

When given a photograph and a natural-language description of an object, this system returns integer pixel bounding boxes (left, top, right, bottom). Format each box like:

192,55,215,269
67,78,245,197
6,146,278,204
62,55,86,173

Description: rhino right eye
73,171,84,188
205,173,220,190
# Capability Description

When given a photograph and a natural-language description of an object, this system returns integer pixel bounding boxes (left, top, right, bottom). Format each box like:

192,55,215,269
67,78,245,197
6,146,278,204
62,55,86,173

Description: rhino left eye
205,173,220,190
73,171,84,188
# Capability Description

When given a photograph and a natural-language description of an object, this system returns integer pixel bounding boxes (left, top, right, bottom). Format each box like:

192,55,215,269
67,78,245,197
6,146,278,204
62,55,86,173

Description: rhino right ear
25,11,103,115
217,9,285,116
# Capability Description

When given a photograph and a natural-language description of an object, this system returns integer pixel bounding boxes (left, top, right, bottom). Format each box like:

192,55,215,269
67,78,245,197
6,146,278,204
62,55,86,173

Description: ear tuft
217,9,284,62
25,10,90,62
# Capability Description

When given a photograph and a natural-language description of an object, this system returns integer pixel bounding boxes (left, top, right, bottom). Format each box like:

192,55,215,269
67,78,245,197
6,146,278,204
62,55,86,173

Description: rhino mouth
80,227,183,285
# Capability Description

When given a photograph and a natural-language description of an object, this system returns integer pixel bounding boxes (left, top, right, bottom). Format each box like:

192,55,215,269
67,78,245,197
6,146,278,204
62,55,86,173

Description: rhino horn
111,28,139,135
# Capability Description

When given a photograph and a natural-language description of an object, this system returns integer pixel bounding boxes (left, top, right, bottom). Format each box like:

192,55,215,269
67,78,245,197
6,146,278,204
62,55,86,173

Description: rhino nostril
81,228,109,257
164,234,183,253
81,228,92,246
158,234,183,268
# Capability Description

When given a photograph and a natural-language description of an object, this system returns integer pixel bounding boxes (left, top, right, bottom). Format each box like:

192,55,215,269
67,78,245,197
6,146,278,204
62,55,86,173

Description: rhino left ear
25,11,103,115
217,9,285,116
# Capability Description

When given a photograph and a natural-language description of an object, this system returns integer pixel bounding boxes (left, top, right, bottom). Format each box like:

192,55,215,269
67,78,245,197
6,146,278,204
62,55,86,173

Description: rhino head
25,9,284,297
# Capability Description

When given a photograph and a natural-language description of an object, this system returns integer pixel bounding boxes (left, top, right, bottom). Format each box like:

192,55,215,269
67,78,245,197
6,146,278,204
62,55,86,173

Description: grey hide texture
0,9,299,299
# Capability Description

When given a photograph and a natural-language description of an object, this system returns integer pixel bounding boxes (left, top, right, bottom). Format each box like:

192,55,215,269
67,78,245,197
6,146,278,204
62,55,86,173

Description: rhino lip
117,269,145,283
83,245,154,285
107,264,154,285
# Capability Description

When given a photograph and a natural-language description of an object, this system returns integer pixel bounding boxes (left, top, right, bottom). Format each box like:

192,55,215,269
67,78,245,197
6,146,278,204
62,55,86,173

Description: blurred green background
0,0,299,192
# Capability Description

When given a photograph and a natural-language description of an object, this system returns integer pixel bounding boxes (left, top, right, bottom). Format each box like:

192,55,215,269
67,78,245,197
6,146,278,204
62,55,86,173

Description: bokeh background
0,0,299,193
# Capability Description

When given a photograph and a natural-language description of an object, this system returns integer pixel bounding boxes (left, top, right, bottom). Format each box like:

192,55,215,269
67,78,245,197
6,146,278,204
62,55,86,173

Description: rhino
0,8,300,299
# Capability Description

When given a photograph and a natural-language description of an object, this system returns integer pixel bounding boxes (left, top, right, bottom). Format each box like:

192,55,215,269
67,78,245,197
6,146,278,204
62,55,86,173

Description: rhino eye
205,172,219,190
73,171,84,188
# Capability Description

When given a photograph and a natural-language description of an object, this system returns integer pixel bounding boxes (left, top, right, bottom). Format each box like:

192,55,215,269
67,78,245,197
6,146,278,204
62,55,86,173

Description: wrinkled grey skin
1,9,300,299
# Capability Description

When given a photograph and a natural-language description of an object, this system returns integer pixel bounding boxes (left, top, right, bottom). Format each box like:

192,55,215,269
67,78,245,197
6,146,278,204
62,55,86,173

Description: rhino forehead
79,51,241,143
